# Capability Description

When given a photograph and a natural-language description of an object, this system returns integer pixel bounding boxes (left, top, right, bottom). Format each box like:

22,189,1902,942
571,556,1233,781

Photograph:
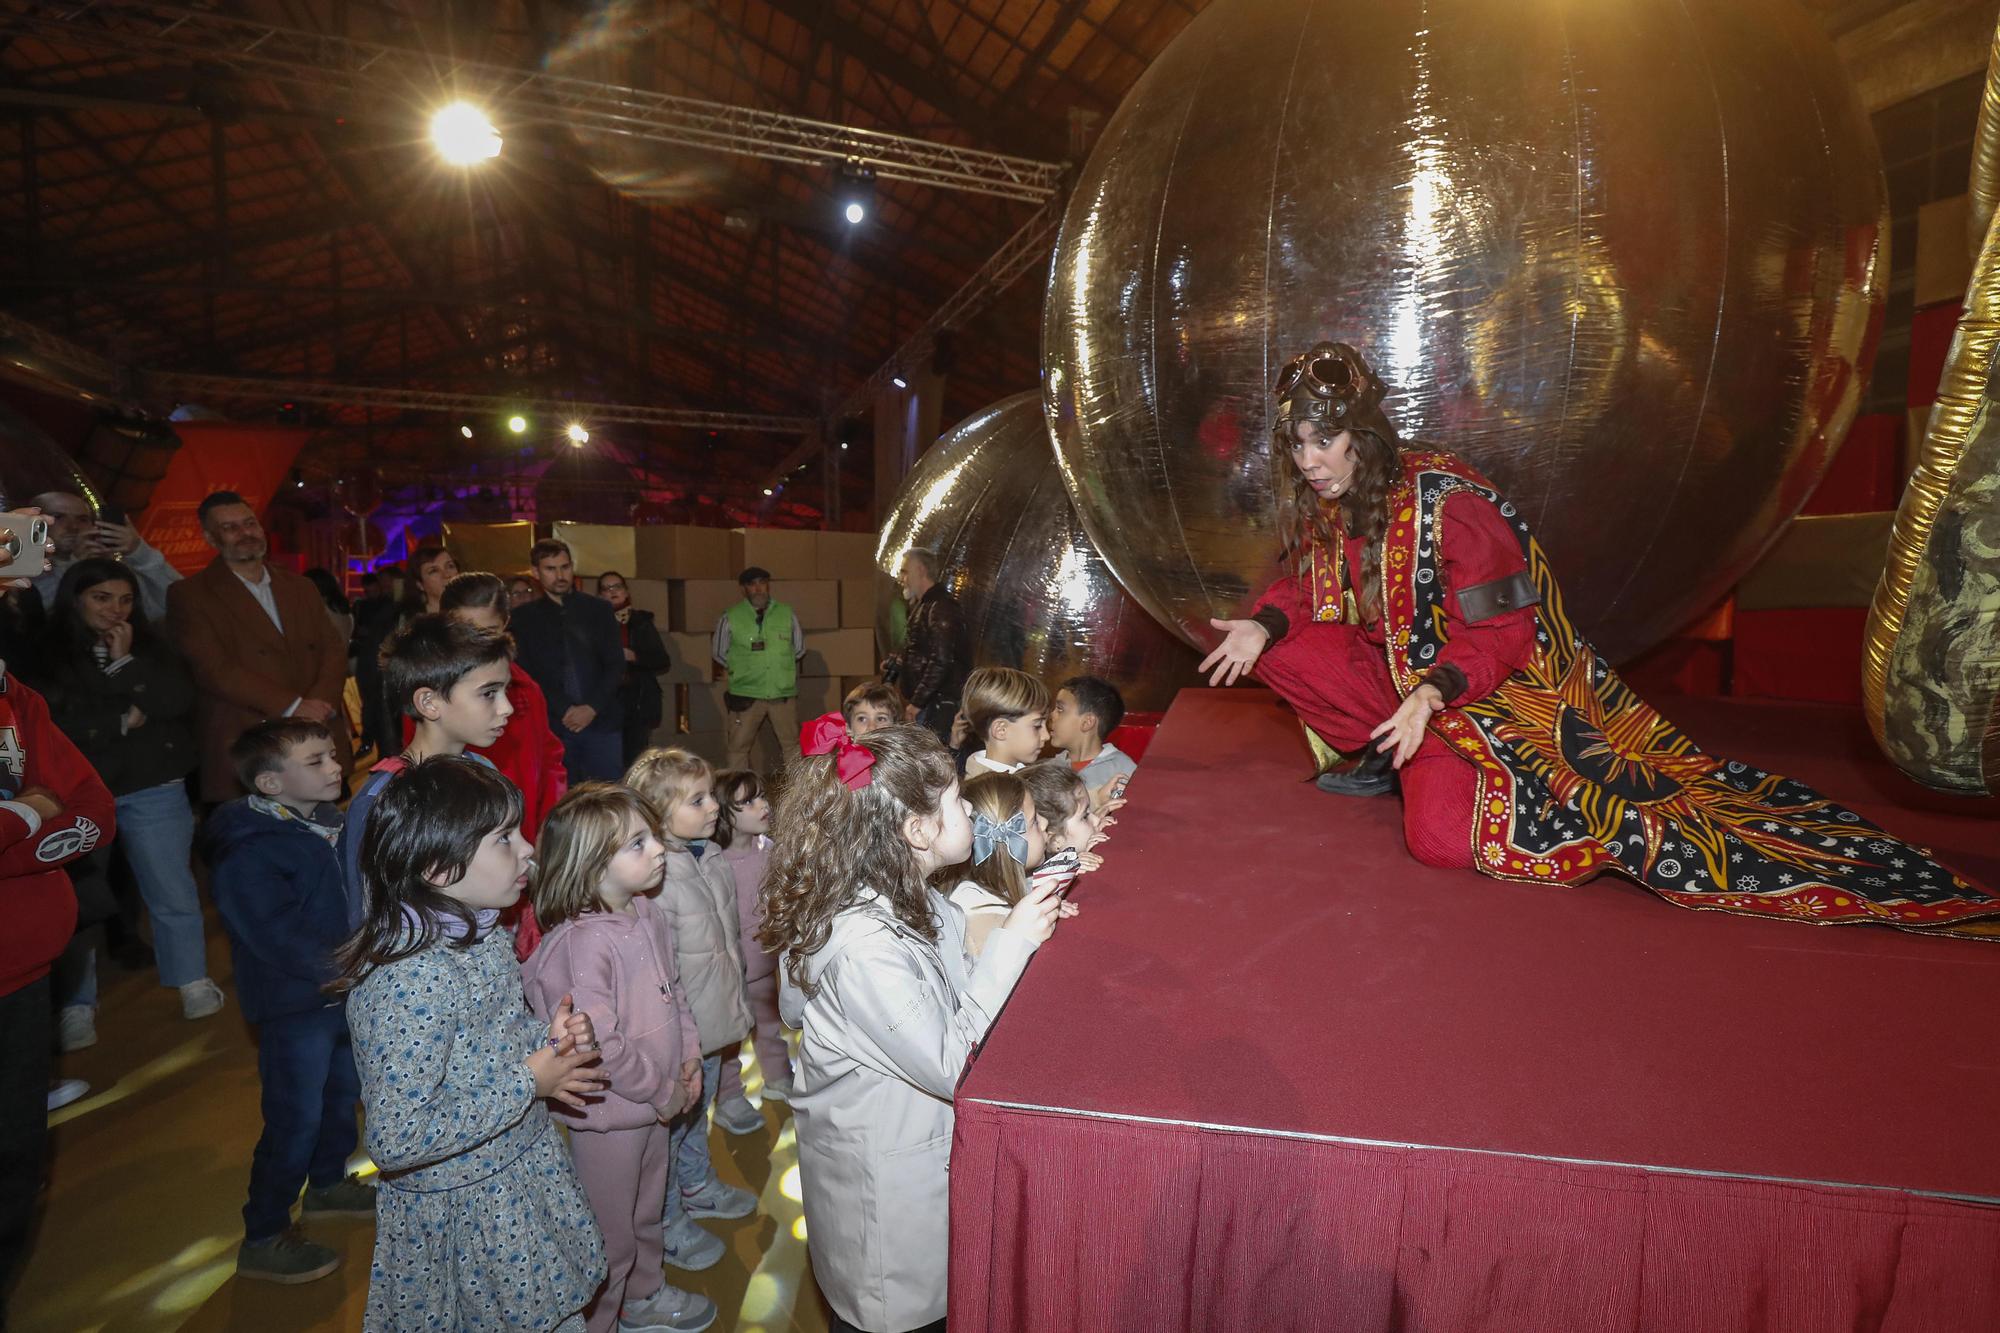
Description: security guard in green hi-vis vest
711,566,806,772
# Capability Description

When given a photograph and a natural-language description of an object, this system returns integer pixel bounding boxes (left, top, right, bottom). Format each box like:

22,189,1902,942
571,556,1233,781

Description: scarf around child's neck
400,901,501,944
248,794,342,845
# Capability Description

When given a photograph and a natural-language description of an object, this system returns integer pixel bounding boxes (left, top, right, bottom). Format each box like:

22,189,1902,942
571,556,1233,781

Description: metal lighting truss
0,313,812,430
5,1,1068,202
150,372,817,432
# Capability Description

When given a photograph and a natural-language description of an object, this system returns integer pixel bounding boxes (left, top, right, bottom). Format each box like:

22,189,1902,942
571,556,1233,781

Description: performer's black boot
1314,745,1396,797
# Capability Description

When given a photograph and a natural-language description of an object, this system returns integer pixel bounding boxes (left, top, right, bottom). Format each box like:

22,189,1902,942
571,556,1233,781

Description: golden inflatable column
1863,16,2000,797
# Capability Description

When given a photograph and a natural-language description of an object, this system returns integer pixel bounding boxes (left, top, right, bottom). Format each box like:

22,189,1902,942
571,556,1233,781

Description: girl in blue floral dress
334,757,610,1330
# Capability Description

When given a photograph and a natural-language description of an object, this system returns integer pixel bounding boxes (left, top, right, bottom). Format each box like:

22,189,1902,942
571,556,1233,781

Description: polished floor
17,918,830,1333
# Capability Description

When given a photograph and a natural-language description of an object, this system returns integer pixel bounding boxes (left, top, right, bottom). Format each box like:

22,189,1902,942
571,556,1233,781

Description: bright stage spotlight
507,414,528,434
565,422,590,446
891,375,908,389
459,425,474,439
431,101,501,166
837,159,876,226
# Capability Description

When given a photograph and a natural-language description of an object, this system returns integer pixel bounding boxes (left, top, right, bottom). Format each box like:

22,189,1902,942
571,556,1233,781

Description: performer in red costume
1202,341,1999,936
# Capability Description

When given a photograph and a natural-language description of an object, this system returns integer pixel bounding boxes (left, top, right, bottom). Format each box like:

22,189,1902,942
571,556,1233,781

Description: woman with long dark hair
1201,341,2000,936
44,558,224,1030
398,544,458,622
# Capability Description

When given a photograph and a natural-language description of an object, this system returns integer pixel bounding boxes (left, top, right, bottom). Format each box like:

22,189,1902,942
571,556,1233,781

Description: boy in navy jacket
208,718,372,1284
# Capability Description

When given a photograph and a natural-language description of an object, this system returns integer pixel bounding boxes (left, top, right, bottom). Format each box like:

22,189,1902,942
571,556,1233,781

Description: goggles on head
1273,341,1381,428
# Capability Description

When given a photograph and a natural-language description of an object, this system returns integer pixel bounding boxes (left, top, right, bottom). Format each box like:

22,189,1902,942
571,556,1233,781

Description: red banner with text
139,423,306,575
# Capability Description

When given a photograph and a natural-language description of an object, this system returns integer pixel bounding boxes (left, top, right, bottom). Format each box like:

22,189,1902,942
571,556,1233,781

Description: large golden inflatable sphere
876,393,1198,714
1045,0,1887,663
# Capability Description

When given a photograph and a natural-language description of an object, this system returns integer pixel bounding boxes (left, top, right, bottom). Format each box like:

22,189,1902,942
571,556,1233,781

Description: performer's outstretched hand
1201,618,1270,687
1370,684,1444,769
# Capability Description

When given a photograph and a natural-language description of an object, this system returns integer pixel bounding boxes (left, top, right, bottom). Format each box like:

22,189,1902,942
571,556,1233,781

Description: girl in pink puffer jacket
523,784,715,1333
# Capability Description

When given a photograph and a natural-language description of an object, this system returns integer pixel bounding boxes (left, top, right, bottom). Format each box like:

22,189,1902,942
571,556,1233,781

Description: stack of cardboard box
552,523,887,769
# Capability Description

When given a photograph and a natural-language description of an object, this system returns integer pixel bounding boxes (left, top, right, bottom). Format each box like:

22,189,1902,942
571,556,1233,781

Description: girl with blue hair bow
946,772,1086,960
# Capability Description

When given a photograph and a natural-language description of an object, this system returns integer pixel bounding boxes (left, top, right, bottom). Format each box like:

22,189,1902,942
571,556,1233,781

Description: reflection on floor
19,917,831,1333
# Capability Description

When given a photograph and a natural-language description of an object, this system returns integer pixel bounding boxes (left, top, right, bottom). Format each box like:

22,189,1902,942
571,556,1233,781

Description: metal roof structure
0,0,1948,522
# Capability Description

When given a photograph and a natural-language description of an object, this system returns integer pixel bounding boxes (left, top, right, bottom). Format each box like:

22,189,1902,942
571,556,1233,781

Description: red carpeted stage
948,689,2000,1332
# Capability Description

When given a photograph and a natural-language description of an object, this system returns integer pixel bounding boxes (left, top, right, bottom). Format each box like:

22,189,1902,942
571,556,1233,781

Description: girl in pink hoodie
522,784,714,1333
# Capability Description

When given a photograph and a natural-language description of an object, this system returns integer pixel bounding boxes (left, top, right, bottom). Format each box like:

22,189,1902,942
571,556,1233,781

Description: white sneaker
680,1173,757,1220
57,1005,98,1052
760,1077,792,1104
46,1078,89,1112
659,1212,725,1272
619,1281,717,1332
712,1091,764,1136
179,978,225,1020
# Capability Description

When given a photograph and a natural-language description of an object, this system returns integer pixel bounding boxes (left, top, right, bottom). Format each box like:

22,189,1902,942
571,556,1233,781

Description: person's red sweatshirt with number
0,661,118,997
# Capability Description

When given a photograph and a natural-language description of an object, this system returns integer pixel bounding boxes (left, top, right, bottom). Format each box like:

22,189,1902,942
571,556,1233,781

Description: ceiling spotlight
459,424,474,439
839,441,848,450
762,487,774,497
431,101,501,165
565,422,590,445
836,158,876,227
507,414,528,434
891,375,907,389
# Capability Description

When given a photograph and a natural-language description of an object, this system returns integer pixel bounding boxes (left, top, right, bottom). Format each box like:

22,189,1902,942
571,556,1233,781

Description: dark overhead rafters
0,0,1224,512
0,1,1067,199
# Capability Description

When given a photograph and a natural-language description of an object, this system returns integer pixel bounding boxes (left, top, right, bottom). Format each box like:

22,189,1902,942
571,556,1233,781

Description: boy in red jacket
0,655,117,1319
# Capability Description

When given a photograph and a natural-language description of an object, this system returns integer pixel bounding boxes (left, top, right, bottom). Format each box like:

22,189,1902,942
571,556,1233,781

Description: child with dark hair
336,758,608,1331
1048,674,1137,802
839,681,901,740
764,719,1076,1333
336,615,515,929
1018,760,1107,863
208,717,369,1284
712,768,791,1108
437,572,569,957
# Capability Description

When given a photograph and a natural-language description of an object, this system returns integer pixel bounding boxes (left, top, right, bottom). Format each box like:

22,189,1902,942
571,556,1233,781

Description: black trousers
0,977,53,1330
829,1315,945,1333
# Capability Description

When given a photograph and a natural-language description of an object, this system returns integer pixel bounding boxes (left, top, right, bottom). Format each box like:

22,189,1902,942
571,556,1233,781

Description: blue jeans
244,1005,361,1242
662,1051,723,1229
561,727,624,784
116,781,210,989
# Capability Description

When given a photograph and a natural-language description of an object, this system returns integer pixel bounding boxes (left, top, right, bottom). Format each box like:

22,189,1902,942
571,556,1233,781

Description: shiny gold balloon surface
1045,0,1886,664
875,393,1199,714
1863,17,2000,797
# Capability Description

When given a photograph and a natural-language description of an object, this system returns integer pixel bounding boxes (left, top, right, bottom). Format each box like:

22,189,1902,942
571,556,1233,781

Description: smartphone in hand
1027,847,1084,897
0,514,51,578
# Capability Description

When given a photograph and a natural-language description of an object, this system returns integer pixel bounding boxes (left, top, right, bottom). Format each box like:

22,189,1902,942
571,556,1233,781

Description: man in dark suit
167,491,351,802
595,570,670,767
511,538,625,782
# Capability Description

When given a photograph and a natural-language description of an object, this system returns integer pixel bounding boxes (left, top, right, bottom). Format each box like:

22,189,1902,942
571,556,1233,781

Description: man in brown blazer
167,491,351,801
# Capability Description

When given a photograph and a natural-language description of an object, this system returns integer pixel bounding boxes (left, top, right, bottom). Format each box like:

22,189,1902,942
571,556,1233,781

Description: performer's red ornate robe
1252,449,2000,937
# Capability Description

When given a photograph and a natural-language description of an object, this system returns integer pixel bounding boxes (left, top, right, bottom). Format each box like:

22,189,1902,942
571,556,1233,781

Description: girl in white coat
764,718,1076,1333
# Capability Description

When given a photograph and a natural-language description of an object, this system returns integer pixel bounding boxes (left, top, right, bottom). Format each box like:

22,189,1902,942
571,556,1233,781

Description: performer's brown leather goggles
1274,341,1384,429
